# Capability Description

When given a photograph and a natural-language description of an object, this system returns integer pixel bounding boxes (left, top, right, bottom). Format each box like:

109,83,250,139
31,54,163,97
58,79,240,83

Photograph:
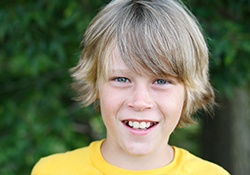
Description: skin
98,49,186,170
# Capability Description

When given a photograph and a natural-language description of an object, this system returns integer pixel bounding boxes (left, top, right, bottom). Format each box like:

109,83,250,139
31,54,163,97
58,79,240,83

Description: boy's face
98,49,185,158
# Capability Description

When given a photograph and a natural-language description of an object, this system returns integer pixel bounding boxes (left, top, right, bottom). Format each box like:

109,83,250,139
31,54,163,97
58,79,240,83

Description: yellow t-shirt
31,140,229,175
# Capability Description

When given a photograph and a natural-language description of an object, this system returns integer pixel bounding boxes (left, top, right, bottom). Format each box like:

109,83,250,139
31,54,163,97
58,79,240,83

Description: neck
101,140,174,170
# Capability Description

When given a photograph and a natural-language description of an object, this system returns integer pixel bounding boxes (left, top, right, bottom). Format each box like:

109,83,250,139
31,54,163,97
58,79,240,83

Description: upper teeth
128,121,151,129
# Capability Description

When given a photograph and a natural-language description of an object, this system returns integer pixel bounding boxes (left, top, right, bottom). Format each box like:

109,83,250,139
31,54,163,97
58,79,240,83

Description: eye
113,77,130,83
154,79,169,85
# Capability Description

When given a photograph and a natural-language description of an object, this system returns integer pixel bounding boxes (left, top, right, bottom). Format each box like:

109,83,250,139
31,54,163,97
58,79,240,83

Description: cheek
99,81,130,105
174,93,185,117
163,94,185,130
160,90,185,119
99,88,118,104
98,92,114,128
98,86,124,119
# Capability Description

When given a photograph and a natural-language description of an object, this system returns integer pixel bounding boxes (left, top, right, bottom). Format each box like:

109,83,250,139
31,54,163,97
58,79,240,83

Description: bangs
116,27,180,78
97,0,206,85
113,1,191,81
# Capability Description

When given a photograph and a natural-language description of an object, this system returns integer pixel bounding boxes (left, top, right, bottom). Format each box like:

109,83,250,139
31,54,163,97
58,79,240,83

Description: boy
32,0,230,174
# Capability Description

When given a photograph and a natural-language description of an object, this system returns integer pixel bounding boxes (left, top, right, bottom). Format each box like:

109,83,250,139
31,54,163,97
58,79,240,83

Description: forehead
106,47,177,78
110,49,144,75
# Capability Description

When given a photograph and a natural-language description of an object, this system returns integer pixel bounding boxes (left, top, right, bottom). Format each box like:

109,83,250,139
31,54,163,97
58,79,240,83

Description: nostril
128,100,154,111
127,86,154,111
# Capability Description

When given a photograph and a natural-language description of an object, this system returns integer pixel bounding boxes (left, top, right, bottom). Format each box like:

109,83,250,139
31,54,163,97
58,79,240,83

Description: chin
123,142,154,156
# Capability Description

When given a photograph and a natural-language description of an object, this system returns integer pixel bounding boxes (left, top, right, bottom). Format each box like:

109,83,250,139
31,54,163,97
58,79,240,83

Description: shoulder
31,144,92,175
174,147,230,175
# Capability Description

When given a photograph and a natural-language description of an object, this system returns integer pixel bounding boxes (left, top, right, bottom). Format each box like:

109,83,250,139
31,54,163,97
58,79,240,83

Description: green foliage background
0,0,249,174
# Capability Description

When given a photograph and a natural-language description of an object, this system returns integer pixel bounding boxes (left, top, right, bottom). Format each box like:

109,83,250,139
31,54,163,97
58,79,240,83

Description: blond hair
71,0,215,127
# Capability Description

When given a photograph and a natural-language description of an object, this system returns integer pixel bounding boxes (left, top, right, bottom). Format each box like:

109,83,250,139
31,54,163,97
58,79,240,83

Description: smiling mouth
122,120,159,130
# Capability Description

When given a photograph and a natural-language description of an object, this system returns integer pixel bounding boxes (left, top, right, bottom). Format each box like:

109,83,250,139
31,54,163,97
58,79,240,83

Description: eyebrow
110,68,157,78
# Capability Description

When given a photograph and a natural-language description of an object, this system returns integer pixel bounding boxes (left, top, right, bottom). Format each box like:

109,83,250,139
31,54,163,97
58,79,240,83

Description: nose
127,85,154,111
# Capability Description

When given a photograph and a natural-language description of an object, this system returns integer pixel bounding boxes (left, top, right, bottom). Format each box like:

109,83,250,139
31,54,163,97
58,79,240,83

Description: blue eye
114,77,130,83
155,79,169,85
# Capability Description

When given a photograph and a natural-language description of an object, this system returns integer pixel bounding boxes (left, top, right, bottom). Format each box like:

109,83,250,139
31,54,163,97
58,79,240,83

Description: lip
121,119,159,136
